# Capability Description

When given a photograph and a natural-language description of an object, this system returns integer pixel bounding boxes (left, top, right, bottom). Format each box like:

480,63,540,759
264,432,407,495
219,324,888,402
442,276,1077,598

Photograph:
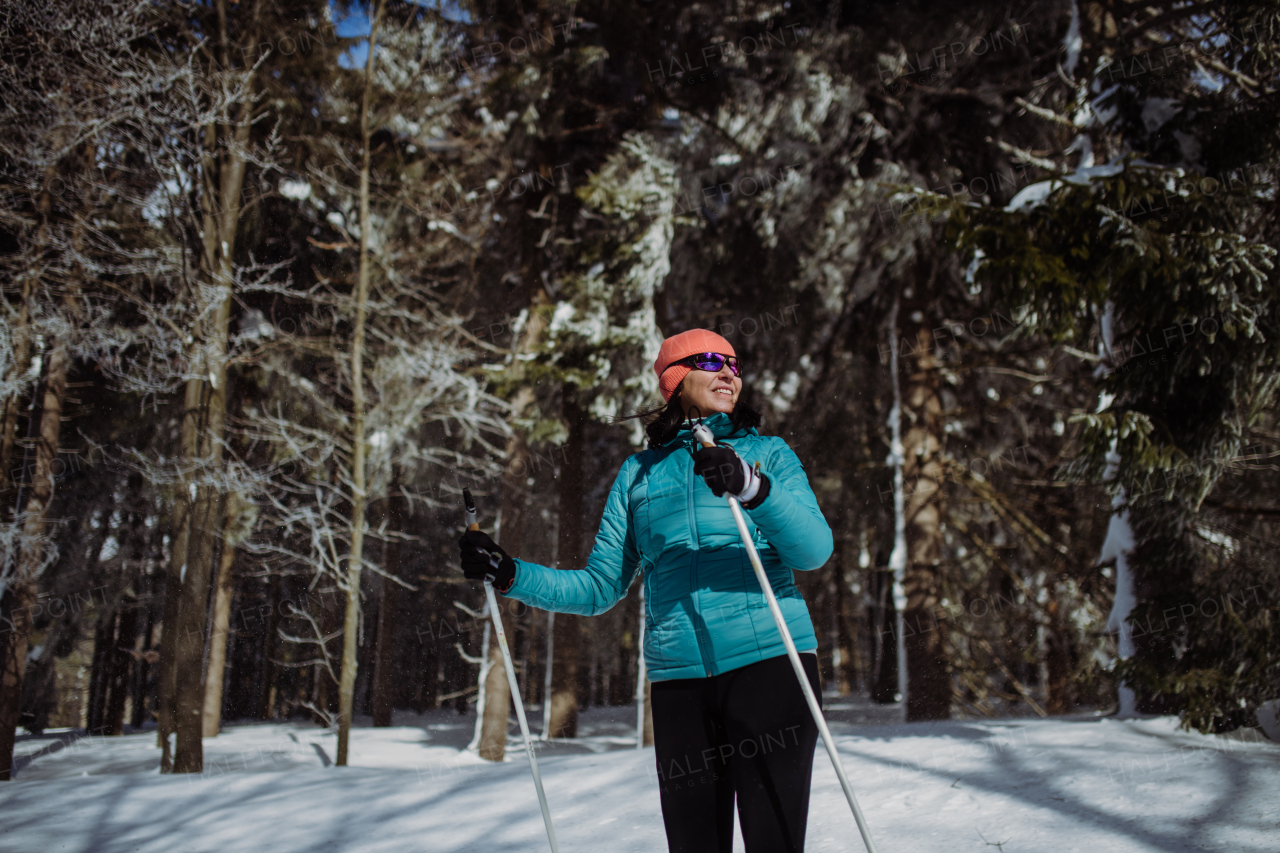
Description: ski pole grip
462,488,488,581
691,423,716,449
463,488,479,530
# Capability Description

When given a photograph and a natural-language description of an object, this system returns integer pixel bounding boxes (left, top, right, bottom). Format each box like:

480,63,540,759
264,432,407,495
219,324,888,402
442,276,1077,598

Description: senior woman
459,328,833,853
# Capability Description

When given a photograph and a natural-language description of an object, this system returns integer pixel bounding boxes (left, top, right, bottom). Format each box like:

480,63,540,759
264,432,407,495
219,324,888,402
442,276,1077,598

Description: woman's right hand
458,530,517,593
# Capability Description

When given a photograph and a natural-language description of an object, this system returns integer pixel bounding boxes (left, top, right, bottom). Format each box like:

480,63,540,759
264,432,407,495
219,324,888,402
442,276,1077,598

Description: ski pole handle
464,488,479,529
463,488,502,577
691,422,716,449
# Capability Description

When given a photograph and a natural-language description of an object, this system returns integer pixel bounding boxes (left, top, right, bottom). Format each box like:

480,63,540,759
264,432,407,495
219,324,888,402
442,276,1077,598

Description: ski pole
464,489,561,853
690,425,881,853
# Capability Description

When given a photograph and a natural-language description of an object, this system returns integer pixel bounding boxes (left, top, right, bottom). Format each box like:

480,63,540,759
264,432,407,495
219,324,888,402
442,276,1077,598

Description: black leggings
651,653,822,853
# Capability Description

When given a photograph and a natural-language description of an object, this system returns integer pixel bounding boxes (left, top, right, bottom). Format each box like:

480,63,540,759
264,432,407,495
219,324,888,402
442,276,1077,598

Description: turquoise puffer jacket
506,412,832,681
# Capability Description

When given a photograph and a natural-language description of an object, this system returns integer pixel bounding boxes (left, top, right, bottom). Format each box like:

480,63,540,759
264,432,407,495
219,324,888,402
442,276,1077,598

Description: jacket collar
664,411,758,450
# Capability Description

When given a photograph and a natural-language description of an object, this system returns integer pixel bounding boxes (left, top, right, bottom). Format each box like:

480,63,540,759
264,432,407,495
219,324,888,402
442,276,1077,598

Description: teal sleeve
504,456,641,615
746,439,833,570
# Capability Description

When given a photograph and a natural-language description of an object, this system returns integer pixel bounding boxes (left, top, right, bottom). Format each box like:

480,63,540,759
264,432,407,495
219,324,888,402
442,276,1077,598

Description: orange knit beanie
653,329,737,402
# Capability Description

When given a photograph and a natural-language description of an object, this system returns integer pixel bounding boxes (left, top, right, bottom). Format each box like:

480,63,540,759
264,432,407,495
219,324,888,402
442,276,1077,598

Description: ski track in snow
2,702,1277,853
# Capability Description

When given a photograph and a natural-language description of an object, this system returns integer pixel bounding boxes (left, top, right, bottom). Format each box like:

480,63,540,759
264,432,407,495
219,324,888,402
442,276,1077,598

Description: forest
1,0,1278,782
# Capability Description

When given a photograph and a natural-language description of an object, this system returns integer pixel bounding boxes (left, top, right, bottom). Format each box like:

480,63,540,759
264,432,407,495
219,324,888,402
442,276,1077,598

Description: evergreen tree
950,1,1280,730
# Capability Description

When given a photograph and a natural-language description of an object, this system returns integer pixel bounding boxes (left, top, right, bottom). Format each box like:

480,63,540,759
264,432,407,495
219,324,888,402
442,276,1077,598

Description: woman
459,328,833,853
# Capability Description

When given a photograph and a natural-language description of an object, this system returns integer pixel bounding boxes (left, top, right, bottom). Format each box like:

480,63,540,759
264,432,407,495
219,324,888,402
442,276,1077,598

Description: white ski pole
691,424,880,853
465,490,561,853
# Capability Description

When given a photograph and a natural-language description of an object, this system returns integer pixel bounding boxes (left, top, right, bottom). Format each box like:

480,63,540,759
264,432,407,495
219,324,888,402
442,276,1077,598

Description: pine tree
949,1,1280,729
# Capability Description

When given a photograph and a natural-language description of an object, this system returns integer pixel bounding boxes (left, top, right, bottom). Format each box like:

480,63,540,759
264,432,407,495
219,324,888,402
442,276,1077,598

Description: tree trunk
900,312,951,721
157,375,201,768
475,412,532,759
128,477,156,730
0,581,36,780
369,592,394,724
0,339,69,780
1096,303,1138,717
77,501,119,734
160,0,263,774
474,426,530,760
833,557,853,695
548,604,579,732
134,573,158,729
0,165,55,509
473,268,553,757
257,572,281,720
201,491,240,737
466,608,494,751
372,481,404,727
547,393,586,738
173,482,225,770
0,279,33,508
18,641,57,735
169,292,234,773
540,610,554,737
885,296,911,713
477,605,515,761
170,305,235,770
103,598,138,736
869,565,899,704
414,586,439,712
336,0,384,766
87,602,115,734
315,584,343,724
1043,599,1071,715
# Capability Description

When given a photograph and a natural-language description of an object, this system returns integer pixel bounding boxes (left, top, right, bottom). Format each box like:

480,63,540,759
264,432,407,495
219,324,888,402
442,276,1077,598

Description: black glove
692,445,771,509
458,529,517,593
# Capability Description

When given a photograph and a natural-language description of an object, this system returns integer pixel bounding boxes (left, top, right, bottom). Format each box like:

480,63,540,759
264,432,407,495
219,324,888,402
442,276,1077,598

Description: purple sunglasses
663,352,741,376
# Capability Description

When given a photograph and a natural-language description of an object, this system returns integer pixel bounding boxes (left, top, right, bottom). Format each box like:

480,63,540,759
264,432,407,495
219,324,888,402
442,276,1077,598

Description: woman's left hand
692,445,768,505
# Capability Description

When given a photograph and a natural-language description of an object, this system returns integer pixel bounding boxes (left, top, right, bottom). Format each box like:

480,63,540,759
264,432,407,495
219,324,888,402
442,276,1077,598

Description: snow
1258,701,1280,742
141,176,191,227
1063,0,1082,77
1005,180,1058,213
885,297,909,706
4,703,1277,853
1090,84,1121,124
1097,302,1137,718
1005,164,1124,213
280,179,312,200
964,248,985,287
1195,525,1237,555
1099,509,1136,634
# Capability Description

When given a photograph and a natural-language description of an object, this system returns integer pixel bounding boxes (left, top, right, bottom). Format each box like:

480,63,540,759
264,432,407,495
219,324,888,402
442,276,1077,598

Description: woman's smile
681,365,741,417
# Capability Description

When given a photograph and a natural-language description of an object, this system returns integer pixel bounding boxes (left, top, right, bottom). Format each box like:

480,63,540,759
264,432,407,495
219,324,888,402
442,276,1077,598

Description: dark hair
616,389,762,449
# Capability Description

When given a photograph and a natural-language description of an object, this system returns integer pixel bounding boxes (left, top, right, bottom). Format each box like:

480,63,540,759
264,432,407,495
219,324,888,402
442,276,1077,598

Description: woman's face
678,361,741,419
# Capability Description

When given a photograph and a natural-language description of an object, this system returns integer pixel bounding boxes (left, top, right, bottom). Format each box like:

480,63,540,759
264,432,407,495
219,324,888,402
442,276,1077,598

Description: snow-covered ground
3,699,1277,852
